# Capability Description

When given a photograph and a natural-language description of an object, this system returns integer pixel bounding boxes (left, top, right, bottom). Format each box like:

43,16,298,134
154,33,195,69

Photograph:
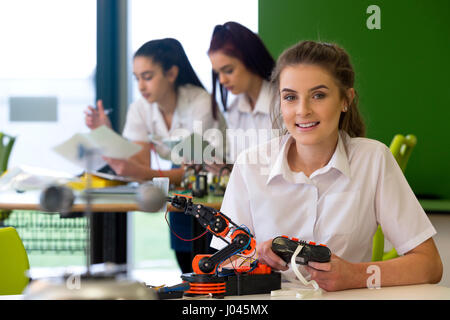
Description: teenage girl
208,21,276,164
85,38,225,183
211,40,442,291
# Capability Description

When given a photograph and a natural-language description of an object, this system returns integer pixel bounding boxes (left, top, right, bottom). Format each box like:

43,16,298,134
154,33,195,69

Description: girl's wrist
350,262,379,290
145,168,157,181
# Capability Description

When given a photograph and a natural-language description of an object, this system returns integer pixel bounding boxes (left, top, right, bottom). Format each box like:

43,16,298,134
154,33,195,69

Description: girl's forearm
157,167,184,186
351,240,442,289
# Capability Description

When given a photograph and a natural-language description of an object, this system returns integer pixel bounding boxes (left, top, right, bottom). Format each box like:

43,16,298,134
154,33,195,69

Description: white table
2,283,449,300
0,189,222,212
221,283,450,300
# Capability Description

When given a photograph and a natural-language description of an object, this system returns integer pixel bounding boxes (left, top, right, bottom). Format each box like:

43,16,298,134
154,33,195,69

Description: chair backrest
389,134,417,172
372,133,417,262
0,227,30,295
0,132,16,175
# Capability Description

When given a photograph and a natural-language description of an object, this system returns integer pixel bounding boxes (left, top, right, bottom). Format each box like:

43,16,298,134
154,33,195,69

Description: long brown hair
208,22,275,119
135,38,204,90
270,41,365,138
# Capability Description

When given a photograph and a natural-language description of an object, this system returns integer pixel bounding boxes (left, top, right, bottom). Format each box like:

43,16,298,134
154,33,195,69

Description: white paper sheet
52,125,142,169
170,132,226,165
0,165,79,191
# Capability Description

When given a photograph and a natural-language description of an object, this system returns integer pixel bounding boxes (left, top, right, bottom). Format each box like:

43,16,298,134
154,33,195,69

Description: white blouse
224,80,276,163
122,84,227,161
211,131,436,263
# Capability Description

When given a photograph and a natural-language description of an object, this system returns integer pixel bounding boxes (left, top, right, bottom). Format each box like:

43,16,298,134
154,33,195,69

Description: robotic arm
137,184,331,297
169,194,256,275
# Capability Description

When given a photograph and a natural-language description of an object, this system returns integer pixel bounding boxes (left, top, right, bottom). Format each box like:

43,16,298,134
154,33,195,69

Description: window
128,0,258,279
0,0,96,175
0,0,96,270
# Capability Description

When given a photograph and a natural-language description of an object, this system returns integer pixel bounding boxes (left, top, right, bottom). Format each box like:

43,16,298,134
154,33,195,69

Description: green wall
259,0,450,199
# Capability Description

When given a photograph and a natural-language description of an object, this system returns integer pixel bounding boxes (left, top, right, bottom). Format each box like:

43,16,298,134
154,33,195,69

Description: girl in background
85,38,226,273
85,38,225,183
208,21,276,164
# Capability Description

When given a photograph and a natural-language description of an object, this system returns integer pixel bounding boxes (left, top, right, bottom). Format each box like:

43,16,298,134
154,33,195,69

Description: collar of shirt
266,130,351,185
149,86,195,135
236,79,273,115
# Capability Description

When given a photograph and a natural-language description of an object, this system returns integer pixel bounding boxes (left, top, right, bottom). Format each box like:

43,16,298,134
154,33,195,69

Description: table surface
1,283,449,300
221,283,450,300
0,189,223,212
3,190,448,300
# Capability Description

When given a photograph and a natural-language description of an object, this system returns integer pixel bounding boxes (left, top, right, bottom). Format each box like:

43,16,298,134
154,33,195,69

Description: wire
237,251,258,267
215,226,254,277
164,210,208,242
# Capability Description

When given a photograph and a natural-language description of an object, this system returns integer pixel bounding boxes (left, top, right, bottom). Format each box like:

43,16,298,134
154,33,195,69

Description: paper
90,171,135,182
147,134,167,148
53,125,142,169
271,245,322,299
0,165,80,192
171,132,225,165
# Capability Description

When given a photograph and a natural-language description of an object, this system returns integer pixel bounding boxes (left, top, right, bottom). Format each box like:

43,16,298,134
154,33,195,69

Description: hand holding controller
272,236,331,265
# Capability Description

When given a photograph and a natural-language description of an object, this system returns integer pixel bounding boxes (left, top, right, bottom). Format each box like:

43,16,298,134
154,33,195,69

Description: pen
87,108,112,115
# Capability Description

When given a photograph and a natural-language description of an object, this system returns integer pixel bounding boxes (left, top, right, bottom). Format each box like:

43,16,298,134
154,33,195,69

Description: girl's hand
304,254,357,291
256,239,289,271
84,99,112,130
102,156,144,180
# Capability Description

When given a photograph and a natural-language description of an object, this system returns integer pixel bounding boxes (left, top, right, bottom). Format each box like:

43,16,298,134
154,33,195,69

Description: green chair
0,227,30,295
0,133,16,223
372,134,417,262
0,132,15,174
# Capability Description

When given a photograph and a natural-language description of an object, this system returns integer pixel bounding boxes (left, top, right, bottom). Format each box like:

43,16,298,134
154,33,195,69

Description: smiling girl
211,41,442,291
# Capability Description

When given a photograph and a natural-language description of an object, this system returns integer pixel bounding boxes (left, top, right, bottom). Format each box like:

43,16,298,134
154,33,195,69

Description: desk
1,284,449,300
0,190,223,212
0,189,223,265
221,283,450,300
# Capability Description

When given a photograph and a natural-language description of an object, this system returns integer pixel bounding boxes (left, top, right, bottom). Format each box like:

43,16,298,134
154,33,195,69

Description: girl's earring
343,106,348,112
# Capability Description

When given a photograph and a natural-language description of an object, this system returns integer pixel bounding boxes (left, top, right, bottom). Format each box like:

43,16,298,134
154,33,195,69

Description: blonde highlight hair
270,40,365,138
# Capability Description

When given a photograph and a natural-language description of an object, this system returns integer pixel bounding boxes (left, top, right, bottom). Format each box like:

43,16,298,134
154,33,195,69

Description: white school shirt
211,131,436,263
224,80,275,163
122,84,227,161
